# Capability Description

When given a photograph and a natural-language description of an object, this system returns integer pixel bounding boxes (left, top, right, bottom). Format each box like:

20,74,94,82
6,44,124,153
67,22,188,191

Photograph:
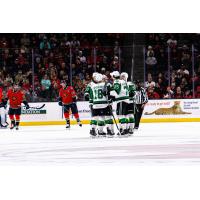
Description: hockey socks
105,119,114,136
66,118,70,128
119,118,128,134
90,120,97,136
128,117,134,134
98,120,106,136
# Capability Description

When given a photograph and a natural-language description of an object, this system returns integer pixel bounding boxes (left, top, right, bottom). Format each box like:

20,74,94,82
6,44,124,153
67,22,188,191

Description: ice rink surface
0,122,200,166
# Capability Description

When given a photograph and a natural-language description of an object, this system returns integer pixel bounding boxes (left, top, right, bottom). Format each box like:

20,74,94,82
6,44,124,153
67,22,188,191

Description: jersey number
94,89,103,99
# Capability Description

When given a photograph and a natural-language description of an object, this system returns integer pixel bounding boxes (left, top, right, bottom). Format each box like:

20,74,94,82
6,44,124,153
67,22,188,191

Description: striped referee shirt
134,87,148,104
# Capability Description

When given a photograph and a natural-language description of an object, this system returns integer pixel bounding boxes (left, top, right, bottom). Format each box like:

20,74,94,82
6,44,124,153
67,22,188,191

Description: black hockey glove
108,95,115,102
129,91,135,97
23,100,30,109
58,97,63,106
72,96,77,103
58,101,63,106
84,94,90,101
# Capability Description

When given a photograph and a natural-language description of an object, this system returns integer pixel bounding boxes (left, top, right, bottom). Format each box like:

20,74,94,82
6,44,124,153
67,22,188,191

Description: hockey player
0,86,8,128
7,83,30,130
102,74,115,136
58,80,82,129
120,72,136,135
84,73,114,137
110,71,130,135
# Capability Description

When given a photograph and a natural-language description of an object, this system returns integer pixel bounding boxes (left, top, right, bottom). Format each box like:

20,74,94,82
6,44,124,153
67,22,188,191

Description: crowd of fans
145,33,200,99
0,33,122,101
1,33,200,101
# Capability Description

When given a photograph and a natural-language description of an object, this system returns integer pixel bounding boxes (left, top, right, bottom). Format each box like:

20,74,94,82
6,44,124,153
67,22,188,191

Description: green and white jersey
85,81,109,109
127,81,136,102
110,79,129,103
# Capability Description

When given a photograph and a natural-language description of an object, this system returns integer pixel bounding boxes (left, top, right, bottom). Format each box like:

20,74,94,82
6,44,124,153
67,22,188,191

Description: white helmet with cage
120,72,128,82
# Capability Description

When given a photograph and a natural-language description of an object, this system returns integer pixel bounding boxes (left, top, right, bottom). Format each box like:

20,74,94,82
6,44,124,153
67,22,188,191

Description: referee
134,80,148,130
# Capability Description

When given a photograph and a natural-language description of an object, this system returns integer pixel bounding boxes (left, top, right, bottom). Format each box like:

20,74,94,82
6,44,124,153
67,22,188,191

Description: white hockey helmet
110,71,120,79
120,72,128,81
93,73,103,82
92,72,99,79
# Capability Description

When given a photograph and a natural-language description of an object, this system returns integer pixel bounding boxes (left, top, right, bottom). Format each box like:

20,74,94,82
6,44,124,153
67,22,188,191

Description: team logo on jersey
12,96,17,101
63,93,68,97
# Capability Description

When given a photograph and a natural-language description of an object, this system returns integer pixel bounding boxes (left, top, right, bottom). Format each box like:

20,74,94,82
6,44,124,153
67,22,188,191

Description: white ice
0,122,200,166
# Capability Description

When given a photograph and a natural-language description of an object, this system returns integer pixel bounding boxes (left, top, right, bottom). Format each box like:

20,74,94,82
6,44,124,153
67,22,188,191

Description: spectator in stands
174,86,184,99
145,74,156,88
167,34,177,48
184,88,193,99
177,64,190,76
194,86,200,98
146,48,157,66
1,33,200,101
163,86,174,99
78,50,87,64
40,36,51,50
20,33,30,47
51,75,61,101
147,85,160,99
15,70,23,85
110,56,120,71
41,74,51,100
155,78,166,97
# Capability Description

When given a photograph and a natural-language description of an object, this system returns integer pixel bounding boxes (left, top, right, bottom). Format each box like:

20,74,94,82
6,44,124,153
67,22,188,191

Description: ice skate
98,131,106,137
90,128,97,138
128,128,134,135
66,124,70,129
1,123,8,128
106,128,115,137
10,121,15,130
77,121,82,127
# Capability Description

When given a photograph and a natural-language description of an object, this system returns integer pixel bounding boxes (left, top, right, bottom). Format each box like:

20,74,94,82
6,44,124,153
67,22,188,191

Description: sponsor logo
22,104,47,115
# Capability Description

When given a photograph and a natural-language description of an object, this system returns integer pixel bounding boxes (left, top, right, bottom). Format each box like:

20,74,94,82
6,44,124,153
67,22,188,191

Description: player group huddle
0,71,142,136
84,71,137,137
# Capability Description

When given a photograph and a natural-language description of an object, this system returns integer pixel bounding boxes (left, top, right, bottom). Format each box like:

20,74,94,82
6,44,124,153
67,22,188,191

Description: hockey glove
129,91,135,97
84,94,90,101
72,96,77,103
108,95,115,102
58,101,63,106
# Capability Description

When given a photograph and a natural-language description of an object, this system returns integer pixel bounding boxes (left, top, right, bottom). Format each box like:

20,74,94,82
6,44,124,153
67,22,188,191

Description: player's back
127,81,136,102
111,79,129,103
90,82,108,109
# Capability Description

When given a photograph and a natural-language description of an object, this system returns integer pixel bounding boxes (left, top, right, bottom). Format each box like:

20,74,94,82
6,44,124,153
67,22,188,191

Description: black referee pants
134,104,144,129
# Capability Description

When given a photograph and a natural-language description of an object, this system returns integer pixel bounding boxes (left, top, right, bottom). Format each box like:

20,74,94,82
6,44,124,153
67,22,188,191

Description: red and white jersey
0,88,3,103
59,86,76,104
7,89,25,108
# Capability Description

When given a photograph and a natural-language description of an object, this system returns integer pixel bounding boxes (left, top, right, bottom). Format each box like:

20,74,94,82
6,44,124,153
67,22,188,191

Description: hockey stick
104,81,120,131
28,104,45,110
105,96,120,132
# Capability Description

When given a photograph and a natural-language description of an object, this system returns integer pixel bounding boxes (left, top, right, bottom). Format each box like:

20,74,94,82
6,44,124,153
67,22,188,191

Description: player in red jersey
58,80,82,129
0,84,8,128
7,83,30,130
